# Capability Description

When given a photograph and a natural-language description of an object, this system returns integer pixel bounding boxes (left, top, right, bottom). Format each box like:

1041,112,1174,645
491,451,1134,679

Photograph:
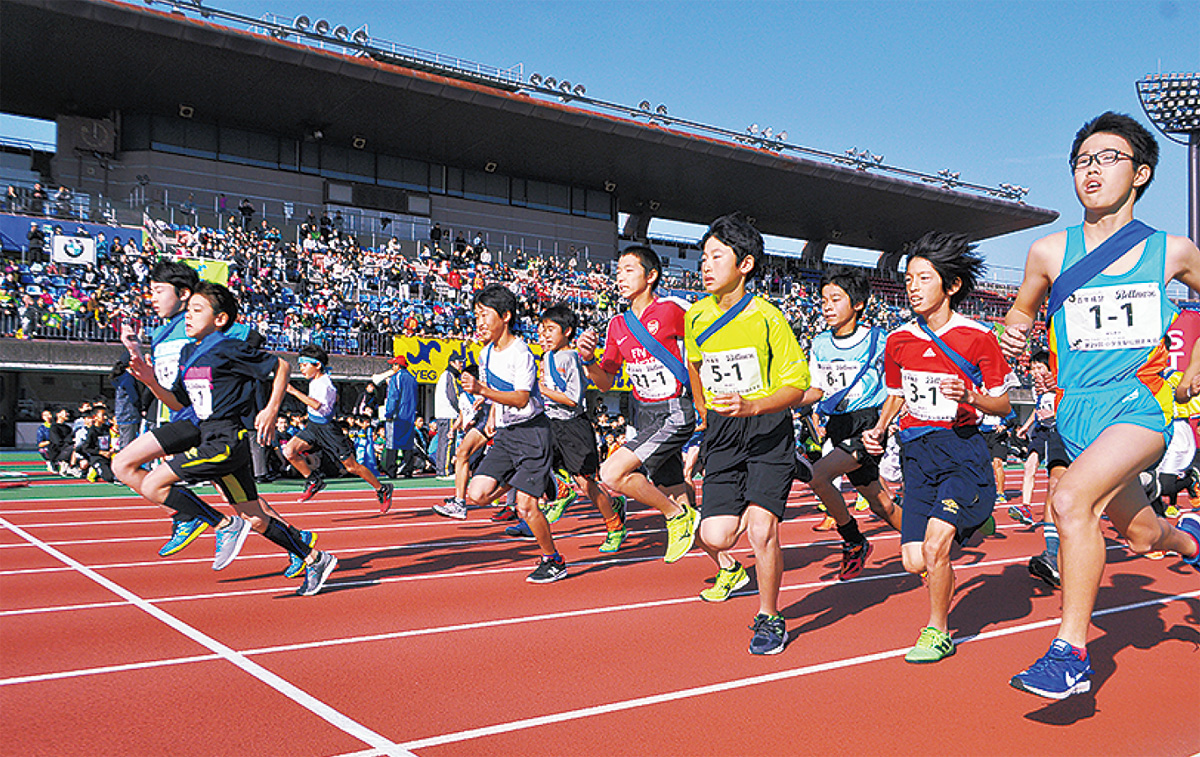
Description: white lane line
0,515,414,757
2,549,1129,686
399,590,1200,751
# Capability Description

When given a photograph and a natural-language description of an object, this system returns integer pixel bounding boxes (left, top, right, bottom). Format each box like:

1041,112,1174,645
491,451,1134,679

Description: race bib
814,360,864,401
183,367,214,420
154,340,186,388
702,348,763,395
626,360,678,401
1062,283,1161,351
902,369,957,422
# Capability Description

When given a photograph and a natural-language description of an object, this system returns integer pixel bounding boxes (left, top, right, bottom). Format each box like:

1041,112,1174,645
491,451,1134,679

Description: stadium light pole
1136,72,1200,251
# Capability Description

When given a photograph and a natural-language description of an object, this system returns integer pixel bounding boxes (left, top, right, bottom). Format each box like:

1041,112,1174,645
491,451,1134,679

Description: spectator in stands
238,197,255,229
30,183,48,215
430,222,443,250
27,223,44,260
54,186,73,218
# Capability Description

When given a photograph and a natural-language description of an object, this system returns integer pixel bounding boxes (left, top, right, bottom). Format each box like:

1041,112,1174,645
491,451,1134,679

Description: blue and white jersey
541,349,587,421
808,325,886,415
150,312,195,423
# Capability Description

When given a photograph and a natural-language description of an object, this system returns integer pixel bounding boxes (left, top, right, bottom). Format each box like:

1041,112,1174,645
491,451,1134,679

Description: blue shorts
1056,381,1172,461
900,427,995,545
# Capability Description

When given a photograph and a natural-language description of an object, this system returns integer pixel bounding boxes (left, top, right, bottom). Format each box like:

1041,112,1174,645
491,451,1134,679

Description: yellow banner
391,335,632,391
183,258,230,286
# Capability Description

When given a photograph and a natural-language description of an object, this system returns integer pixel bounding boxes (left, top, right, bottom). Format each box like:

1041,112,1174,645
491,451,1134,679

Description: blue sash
150,312,186,351
695,292,754,346
622,308,689,387
545,350,568,391
916,318,1016,423
1046,220,1156,317
483,346,515,392
816,327,881,415
179,331,227,375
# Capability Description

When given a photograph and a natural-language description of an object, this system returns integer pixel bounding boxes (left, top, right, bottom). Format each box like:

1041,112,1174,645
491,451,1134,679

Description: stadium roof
0,0,1058,252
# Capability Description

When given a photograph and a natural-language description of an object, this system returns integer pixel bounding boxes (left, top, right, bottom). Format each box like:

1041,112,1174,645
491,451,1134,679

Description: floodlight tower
1136,73,1200,249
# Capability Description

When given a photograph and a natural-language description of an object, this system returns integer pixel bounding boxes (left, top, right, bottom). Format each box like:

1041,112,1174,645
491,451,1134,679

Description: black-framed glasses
1071,149,1134,171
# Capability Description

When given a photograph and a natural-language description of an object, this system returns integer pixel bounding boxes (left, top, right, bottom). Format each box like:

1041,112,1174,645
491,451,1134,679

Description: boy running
576,246,699,563
1002,112,1200,698
802,266,903,580
686,213,810,655
863,231,1015,664
127,282,338,595
443,283,567,583
538,304,628,551
283,344,393,512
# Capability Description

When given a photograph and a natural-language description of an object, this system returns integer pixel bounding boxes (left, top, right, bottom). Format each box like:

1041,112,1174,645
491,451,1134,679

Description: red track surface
2,471,1198,756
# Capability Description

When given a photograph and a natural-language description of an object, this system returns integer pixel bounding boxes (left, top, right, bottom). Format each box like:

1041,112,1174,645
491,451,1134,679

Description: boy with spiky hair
283,343,393,512
802,265,903,581
538,303,628,551
1002,112,1200,698
127,282,338,596
686,212,810,655
863,231,1015,664
444,283,567,584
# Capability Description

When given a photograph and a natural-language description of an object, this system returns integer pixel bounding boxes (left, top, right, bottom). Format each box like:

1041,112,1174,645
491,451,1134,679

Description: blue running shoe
1177,513,1200,572
159,517,208,557
1009,639,1094,699
505,520,534,539
212,516,252,571
284,531,318,579
749,613,787,655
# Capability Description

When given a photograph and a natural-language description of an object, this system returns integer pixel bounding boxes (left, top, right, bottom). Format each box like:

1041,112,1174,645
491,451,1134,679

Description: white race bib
701,348,763,395
1062,283,1161,351
814,360,864,401
183,368,213,420
902,369,957,422
626,360,677,401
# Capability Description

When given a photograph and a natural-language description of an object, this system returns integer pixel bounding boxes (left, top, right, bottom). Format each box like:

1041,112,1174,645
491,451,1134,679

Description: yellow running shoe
664,503,698,563
700,562,750,602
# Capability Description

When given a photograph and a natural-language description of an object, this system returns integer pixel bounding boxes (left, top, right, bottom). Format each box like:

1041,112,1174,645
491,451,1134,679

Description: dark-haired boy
863,231,1015,664
685,213,810,655
283,344,393,512
127,282,338,596
78,406,116,483
445,283,567,583
577,246,700,563
1002,112,1200,698
801,266,902,580
538,304,628,551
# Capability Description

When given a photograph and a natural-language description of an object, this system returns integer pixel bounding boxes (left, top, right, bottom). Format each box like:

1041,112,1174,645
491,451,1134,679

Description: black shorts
297,420,356,463
982,429,1007,461
624,396,696,489
474,414,553,498
825,407,882,488
700,409,795,521
1042,425,1070,470
152,418,202,457
165,422,258,505
549,414,600,477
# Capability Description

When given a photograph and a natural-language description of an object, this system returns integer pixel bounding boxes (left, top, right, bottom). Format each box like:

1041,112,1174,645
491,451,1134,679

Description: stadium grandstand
0,0,1061,448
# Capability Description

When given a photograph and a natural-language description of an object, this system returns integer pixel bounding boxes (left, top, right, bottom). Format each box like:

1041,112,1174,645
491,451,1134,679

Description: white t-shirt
307,373,338,421
482,339,543,428
433,369,459,420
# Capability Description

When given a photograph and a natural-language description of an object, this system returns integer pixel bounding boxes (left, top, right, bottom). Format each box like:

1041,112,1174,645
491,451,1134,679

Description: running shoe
490,505,518,522
505,520,535,538
1165,503,1181,518
299,475,326,502
1008,503,1035,525
663,503,698,563
159,517,208,557
1178,513,1200,572
996,493,1008,506
598,527,628,553
1009,639,1093,699
526,555,567,584
212,516,251,571
376,483,394,514
612,494,628,525
433,498,468,520
748,613,787,655
813,514,837,531
854,493,870,512
1027,552,1060,588
542,490,577,524
839,539,873,581
904,626,955,663
284,531,317,579
297,550,338,596
700,562,750,602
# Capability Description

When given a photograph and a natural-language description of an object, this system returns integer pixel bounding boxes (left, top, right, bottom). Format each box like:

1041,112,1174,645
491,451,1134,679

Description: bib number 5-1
701,348,762,395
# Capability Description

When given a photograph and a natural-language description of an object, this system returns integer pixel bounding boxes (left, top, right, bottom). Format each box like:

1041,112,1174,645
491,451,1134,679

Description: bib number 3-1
902,370,957,422
702,348,763,395
1062,283,1161,351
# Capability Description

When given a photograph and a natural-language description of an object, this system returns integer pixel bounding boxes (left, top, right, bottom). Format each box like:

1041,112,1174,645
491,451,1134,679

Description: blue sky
3,0,1197,282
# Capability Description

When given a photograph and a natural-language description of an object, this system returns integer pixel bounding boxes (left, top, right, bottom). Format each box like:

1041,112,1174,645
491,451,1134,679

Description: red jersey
599,296,689,403
884,313,1016,432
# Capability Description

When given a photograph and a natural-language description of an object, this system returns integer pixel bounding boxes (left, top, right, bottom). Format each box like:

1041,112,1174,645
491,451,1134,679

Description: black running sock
262,517,313,558
163,486,223,527
836,519,864,544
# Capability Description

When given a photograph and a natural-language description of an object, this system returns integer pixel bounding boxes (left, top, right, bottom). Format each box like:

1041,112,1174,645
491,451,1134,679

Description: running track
2,465,1198,756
